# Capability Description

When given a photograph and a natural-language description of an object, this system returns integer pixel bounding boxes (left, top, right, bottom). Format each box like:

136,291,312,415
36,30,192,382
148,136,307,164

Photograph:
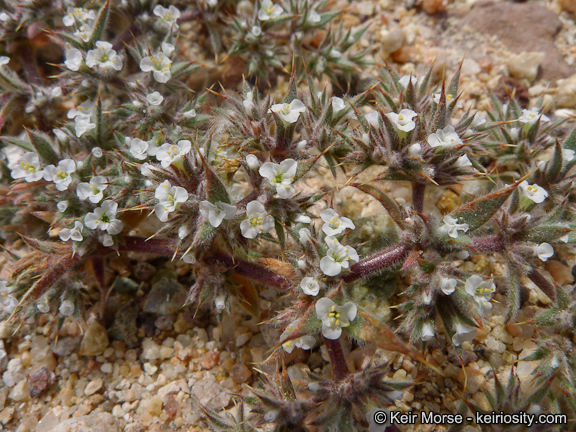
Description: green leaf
451,182,518,232
171,61,201,80
274,219,285,248
564,124,576,151
0,136,34,152
505,267,521,321
545,140,563,183
88,0,111,45
191,220,217,249
25,129,59,164
523,225,572,243
352,183,405,228
202,160,230,204
206,22,221,54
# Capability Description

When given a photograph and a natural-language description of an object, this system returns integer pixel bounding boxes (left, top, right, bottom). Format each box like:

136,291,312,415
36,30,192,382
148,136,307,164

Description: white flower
77,176,108,203
365,110,379,127
251,25,262,36
140,162,155,177
154,180,188,222
43,159,76,191
269,99,306,123
534,243,554,262
199,200,237,228
399,75,419,88
102,234,114,247
140,43,174,83
299,228,312,244
0,12,10,23
319,209,355,236
439,215,469,239
156,140,192,168
85,41,123,72
64,48,83,71
63,7,95,26
329,49,341,58
259,159,298,198
153,5,181,31
74,116,96,138
37,299,50,313
178,226,190,240
296,140,307,151
433,93,454,104
408,143,421,157
84,200,123,235
0,56,9,67
59,300,75,316
92,147,103,158
57,201,68,212
183,109,196,118
281,319,316,353
308,9,321,24
331,96,346,113
471,114,486,129
297,260,306,269
59,221,83,242
563,149,575,162
214,294,226,311
427,126,463,148
315,298,357,340
67,101,93,119
182,254,196,264
519,108,550,125
465,275,495,316
74,24,93,42
519,181,548,204
147,91,164,106
0,281,18,315
439,277,457,295
11,152,44,182
295,214,311,223
300,277,320,296
240,201,274,239
245,154,260,169
128,138,149,160
386,109,417,132
452,323,477,346
258,0,284,21
421,323,435,341
243,91,255,111
320,236,359,276
51,87,62,98
53,129,68,142
454,155,472,168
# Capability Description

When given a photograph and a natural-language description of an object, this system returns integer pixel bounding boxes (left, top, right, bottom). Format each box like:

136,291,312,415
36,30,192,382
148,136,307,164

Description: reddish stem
412,182,425,213
343,243,411,283
324,336,349,380
527,269,556,301
470,236,505,252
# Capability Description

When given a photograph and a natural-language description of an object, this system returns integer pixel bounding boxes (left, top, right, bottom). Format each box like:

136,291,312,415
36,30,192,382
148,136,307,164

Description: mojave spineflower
439,277,457,295
269,99,306,123
331,96,346,113
76,176,108,203
259,159,298,199
146,91,164,106
84,200,123,235
452,323,477,346
465,275,495,316
534,243,554,262
86,41,123,72
199,200,237,228
439,215,469,239
153,5,181,31
320,236,359,276
64,47,83,71
59,221,83,242
454,154,473,168
319,208,355,236
63,7,95,26
258,0,284,21
240,201,274,239
399,75,419,88
129,138,149,160
519,108,550,125
519,181,548,204
300,277,320,296
315,298,357,340
154,180,188,222
11,152,44,182
43,159,76,191
280,319,316,353
140,42,174,83
421,323,435,342
427,125,463,148
156,140,192,168
386,109,417,133
243,91,255,111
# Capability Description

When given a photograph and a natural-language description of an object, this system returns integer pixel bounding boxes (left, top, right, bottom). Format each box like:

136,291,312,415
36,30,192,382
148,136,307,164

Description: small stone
0,341,7,373
457,366,485,394
559,0,576,14
8,380,29,402
436,189,462,214
141,339,161,362
164,396,180,418
28,367,55,398
380,28,405,54
422,0,446,15
143,363,158,375
191,374,232,411
108,304,140,349
0,407,15,424
100,363,113,374
230,363,252,384
545,260,572,285
391,46,416,64
461,59,481,76
154,315,174,331
36,410,60,432
112,405,125,419
493,76,530,108
201,351,220,370
485,336,506,354
143,277,187,315
133,262,156,281
79,321,109,357
349,345,376,372
84,378,103,396
137,395,162,417
506,52,545,83
235,333,251,348
158,379,190,402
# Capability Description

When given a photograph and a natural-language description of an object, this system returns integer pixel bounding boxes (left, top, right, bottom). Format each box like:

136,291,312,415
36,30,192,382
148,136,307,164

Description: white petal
320,256,341,276
322,324,342,340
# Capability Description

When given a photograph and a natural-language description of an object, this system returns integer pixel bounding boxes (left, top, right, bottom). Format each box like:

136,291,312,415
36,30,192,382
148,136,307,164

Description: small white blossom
563,149,575,162
259,159,298,198
243,91,255,111
258,0,284,21
199,200,237,228
63,7,95,26
251,25,262,36
0,56,9,66
281,319,316,353
319,208,355,236
140,43,174,83
102,234,114,247
84,200,123,235
245,154,260,169
269,99,306,123
77,176,108,203
465,275,495,316
59,221,83,242
11,152,44,182
140,162,155,177
214,294,226,311
57,201,68,212
146,91,164,106
43,159,76,191
297,260,306,269
519,181,548,204
154,180,188,222
59,299,75,316
183,109,196,118
421,323,435,341
295,214,311,223
299,228,312,244
74,116,96,138
331,96,346,113
67,101,93,120
74,24,93,42
153,5,181,31
178,226,190,240
365,110,379,128
182,254,196,264
454,154,473,168
439,277,457,295
452,323,477,346
0,12,10,22
300,277,320,296
128,138,150,161
387,109,417,132
64,48,83,71
156,140,192,168
439,215,469,239
86,41,123,72
51,87,62,98
534,243,554,262
296,140,307,151
315,298,357,340
53,129,68,142
240,201,274,239
433,93,454,104
408,143,421,157
37,299,50,313
320,236,359,276
519,108,550,125
427,126,463,148
92,147,103,158
308,9,321,24
399,75,419,88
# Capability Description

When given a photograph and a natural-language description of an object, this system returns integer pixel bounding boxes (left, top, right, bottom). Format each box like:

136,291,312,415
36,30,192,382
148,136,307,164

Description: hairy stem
412,182,425,213
343,243,411,283
324,337,349,380
527,269,556,301
471,236,505,252
20,45,42,86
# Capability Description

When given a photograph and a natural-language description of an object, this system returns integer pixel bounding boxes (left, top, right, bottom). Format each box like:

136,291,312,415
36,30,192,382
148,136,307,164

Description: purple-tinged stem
324,337,349,380
117,236,178,256
528,269,556,301
343,243,411,283
412,182,425,213
471,236,505,253
20,45,42,86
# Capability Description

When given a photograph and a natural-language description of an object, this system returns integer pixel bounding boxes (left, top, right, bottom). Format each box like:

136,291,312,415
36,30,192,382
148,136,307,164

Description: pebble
79,321,109,357
52,336,81,357
0,341,7,373
230,363,252,384
143,277,187,315
545,260,573,285
84,378,103,396
201,351,220,370
137,395,162,416
380,28,405,54
50,412,120,432
506,52,545,83
8,380,29,402
422,0,446,15
235,333,252,348
485,336,506,354
191,374,232,411
28,367,55,398
457,366,485,394
141,339,161,362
